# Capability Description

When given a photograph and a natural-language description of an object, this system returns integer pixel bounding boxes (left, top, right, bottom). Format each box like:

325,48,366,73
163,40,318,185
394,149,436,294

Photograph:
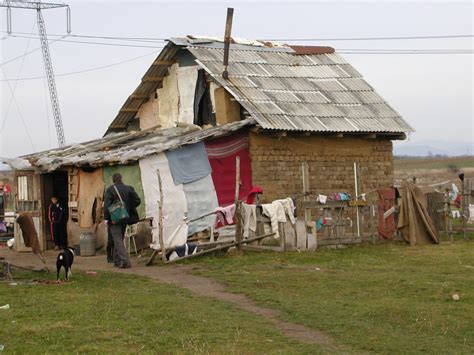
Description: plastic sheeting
177,66,198,125
103,164,145,219
183,174,218,235
78,169,104,228
165,142,211,185
139,153,188,249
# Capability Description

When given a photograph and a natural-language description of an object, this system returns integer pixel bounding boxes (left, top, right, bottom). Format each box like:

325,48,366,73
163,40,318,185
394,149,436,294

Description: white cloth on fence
469,205,474,223
262,200,287,239
274,198,296,225
241,203,257,239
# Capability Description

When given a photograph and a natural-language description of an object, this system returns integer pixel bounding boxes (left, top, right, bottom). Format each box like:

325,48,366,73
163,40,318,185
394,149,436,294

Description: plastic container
79,232,96,257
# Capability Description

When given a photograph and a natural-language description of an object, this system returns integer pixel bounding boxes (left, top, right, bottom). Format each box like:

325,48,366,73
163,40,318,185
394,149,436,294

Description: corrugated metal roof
20,119,254,172
188,42,413,133
106,36,413,135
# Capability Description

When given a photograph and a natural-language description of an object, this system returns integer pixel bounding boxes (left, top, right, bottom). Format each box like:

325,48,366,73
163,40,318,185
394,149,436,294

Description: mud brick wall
249,132,394,214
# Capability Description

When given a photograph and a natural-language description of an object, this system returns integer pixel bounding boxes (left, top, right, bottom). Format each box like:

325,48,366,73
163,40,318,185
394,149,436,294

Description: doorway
42,171,68,250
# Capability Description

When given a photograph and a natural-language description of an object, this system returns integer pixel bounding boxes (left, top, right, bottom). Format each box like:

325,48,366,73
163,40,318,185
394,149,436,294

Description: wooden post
302,162,312,249
234,157,242,249
157,170,166,262
354,162,361,238
222,7,234,80
461,178,467,240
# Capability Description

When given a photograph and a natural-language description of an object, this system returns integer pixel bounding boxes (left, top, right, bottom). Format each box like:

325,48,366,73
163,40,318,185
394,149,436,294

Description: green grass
394,156,474,171
193,241,474,354
0,271,317,353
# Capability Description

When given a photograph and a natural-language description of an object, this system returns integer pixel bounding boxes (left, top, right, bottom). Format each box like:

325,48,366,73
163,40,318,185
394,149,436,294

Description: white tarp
183,174,218,235
177,66,198,125
139,153,188,249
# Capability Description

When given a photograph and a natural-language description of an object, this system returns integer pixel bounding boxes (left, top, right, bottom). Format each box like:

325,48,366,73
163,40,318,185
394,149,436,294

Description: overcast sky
1,1,473,164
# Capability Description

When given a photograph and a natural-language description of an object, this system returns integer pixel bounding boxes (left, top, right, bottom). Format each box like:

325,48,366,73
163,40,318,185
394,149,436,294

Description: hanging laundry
274,198,296,224
317,194,328,204
241,203,257,239
335,193,350,201
262,200,287,239
316,217,327,231
215,204,236,227
450,183,459,201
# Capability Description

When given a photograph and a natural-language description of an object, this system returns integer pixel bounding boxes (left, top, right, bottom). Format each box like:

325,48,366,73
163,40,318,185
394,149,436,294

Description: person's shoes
118,263,131,269
107,259,114,264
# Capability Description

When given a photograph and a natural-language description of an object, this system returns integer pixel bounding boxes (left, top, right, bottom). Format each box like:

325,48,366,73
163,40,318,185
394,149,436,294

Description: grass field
394,156,474,171
194,241,474,353
0,271,316,353
1,241,473,353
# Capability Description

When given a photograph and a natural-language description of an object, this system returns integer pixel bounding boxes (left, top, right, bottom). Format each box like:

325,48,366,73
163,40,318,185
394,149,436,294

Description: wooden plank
142,76,165,82
295,220,307,250
234,157,242,250
157,170,166,262
153,59,174,66
303,201,348,209
283,222,296,250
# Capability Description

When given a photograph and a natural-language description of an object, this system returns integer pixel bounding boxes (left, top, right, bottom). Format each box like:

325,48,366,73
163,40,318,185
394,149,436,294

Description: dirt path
1,248,343,349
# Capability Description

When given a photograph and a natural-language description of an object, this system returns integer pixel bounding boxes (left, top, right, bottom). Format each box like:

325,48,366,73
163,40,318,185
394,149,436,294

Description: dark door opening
42,171,68,250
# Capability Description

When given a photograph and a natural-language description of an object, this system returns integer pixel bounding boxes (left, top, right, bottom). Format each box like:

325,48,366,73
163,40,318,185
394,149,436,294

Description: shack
2,36,413,252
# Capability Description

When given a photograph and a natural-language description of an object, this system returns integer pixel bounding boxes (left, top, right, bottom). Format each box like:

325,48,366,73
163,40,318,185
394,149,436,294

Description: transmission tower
2,1,71,147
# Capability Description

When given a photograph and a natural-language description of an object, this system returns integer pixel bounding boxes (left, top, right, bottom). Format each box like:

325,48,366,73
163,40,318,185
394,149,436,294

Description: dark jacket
104,183,141,225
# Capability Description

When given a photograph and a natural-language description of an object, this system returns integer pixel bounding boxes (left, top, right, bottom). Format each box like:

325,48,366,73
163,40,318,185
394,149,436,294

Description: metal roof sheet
106,37,413,135
188,44,413,133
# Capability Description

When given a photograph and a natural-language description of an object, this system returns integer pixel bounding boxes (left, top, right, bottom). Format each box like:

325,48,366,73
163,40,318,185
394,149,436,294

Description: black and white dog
56,247,75,281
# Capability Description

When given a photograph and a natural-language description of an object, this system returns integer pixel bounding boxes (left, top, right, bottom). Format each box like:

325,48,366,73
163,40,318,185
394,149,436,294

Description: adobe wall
249,132,394,208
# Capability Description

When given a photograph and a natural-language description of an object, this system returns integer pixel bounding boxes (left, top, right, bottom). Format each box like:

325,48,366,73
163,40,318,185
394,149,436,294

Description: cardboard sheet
137,98,159,130
139,153,188,249
183,174,218,235
103,164,145,219
78,169,104,228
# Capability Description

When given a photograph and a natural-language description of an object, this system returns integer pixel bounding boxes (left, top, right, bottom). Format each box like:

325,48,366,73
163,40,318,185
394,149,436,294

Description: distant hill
394,140,473,157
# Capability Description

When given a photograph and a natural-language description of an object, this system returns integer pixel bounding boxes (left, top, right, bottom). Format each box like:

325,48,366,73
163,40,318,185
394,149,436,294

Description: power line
2,31,473,42
9,34,166,48
1,20,36,132
0,50,160,81
266,34,474,41
0,35,66,66
1,67,37,151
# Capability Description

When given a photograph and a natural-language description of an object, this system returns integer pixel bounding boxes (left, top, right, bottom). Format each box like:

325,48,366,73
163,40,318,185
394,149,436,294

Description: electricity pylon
2,1,71,147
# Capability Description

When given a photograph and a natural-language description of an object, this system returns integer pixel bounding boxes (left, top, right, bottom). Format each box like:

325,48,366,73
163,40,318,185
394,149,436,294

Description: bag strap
113,185,124,203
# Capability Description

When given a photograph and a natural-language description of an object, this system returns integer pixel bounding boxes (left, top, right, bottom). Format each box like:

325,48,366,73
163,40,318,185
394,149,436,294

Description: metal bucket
79,232,96,257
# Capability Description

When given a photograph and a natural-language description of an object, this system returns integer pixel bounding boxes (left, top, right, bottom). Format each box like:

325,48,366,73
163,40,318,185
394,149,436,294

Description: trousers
108,224,129,266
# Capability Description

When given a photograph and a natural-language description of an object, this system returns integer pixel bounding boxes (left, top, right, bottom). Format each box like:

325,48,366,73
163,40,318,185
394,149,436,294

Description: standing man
104,173,141,268
48,196,67,249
